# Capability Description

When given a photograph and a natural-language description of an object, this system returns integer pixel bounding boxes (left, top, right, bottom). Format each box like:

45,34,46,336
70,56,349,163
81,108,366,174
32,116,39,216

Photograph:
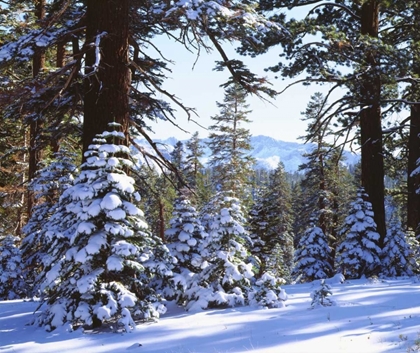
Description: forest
0,0,419,333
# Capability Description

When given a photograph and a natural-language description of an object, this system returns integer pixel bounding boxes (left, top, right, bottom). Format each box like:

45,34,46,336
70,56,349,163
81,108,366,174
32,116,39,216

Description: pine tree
297,93,355,267
165,194,207,304
248,163,294,281
310,279,334,308
292,221,333,283
207,84,255,203
336,189,381,279
186,192,254,310
253,0,402,244
135,164,176,242
184,132,208,207
20,150,77,295
0,115,28,236
170,141,186,189
36,128,174,332
381,211,418,277
0,234,27,300
1,0,284,231
249,272,288,309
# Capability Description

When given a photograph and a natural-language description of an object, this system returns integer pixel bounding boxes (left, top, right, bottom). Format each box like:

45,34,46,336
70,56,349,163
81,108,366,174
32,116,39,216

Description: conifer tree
336,189,381,279
187,192,254,310
248,163,294,281
381,203,418,277
253,0,393,242
310,279,334,308
1,0,284,232
165,194,207,304
299,93,335,235
37,127,174,331
184,132,208,207
20,150,77,295
0,115,28,236
0,234,27,300
170,141,186,189
207,84,255,204
135,164,176,242
292,221,333,283
296,93,354,266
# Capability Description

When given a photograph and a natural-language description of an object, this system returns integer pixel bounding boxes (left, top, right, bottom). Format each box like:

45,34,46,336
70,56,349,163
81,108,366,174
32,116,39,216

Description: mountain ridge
137,135,359,173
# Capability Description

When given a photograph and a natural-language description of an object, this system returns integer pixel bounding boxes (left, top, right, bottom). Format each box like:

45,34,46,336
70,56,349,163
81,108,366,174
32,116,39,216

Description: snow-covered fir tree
37,127,174,332
248,272,288,309
186,192,254,310
191,192,288,310
248,163,294,281
295,93,355,265
292,220,333,283
336,189,381,279
0,234,27,300
310,279,334,308
381,216,418,277
165,193,207,304
20,150,77,296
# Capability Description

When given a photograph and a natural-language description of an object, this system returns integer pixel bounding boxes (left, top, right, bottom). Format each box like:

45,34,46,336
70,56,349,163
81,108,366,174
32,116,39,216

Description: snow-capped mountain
135,135,359,173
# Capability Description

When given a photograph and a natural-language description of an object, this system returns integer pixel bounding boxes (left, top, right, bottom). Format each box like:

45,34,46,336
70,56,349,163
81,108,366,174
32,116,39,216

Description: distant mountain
135,135,359,173
250,135,359,172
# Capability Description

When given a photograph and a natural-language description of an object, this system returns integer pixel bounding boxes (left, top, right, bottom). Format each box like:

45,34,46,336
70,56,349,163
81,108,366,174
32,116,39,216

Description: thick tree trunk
407,104,420,234
83,0,130,156
27,0,46,218
360,0,386,247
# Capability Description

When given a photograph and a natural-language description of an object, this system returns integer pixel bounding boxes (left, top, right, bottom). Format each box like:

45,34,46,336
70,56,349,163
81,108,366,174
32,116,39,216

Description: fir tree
0,234,27,300
310,279,334,308
207,84,255,203
248,163,294,281
170,141,186,190
292,221,333,283
36,128,174,332
381,216,418,278
165,194,207,304
21,150,77,296
135,164,176,242
249,272,287,309
184,132,208,207
187,192,254,310
336,189,381,279
297,92,354,263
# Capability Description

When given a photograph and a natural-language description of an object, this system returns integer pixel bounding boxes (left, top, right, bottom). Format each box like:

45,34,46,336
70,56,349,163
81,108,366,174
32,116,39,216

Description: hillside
2,277,420,352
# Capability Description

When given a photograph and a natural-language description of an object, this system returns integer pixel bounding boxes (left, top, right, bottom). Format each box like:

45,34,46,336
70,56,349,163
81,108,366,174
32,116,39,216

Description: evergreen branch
129,60,197,123
306,2,361,21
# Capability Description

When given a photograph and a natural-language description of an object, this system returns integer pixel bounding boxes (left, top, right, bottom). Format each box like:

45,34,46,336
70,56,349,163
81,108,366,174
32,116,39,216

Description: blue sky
148,35,334,143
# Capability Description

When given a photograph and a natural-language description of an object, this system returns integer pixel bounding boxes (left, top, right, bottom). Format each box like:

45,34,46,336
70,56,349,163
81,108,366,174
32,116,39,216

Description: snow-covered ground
2,277,420,353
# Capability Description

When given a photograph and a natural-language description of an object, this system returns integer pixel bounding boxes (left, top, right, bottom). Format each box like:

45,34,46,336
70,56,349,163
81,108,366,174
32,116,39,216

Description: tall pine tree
207,84,255,204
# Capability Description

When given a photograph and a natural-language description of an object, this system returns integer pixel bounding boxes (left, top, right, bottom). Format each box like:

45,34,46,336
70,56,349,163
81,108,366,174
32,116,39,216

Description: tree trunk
360,0,386,247
158,199,166,242
83,0,130,156
27,0,46,218
407,104,420,234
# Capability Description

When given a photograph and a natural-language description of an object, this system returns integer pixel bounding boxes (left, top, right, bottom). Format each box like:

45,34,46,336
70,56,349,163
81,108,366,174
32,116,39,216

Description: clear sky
148,35,334,143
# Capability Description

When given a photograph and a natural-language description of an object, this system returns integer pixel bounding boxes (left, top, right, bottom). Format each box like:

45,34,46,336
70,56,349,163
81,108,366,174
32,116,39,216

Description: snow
1,278,420,352
100,192,122,210
106,255,124,271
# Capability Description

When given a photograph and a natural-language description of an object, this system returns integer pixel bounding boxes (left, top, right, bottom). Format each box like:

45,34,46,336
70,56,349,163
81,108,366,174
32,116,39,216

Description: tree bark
407,104,420,234
359,0,386,247
27,0,46,219
83,0,130,156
